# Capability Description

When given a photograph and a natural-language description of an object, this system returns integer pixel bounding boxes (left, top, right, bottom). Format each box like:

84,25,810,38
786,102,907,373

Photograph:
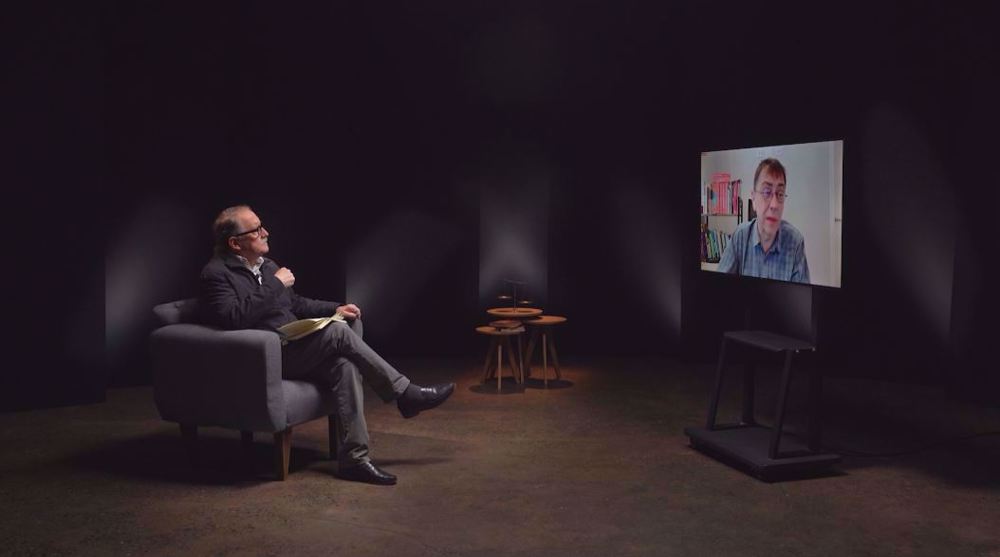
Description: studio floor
1,357,998,556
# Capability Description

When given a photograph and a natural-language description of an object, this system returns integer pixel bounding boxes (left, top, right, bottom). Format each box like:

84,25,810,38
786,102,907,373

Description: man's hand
275,267,295,288
336,303,362,320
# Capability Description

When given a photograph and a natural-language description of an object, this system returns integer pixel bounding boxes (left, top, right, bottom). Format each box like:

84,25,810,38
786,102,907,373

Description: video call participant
199,205,455,485
717,158,810,284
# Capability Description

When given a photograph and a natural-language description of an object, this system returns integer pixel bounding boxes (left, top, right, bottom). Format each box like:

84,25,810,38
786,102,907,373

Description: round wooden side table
476,325,525,393
486,308,541,374
486,307,542,319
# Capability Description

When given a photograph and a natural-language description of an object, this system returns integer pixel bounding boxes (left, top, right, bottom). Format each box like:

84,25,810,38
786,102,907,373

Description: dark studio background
4,1,997,412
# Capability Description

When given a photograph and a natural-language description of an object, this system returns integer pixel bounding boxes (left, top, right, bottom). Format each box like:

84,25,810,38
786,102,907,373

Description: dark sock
400,383,422,401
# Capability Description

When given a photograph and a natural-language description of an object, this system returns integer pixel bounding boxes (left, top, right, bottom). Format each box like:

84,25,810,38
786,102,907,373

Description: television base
685,424,840,481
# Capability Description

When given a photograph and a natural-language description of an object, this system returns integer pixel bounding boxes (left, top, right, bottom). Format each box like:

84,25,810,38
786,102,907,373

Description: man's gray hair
212,205,251,254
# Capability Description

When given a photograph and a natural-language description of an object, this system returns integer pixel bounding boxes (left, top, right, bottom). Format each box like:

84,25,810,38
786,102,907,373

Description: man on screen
717,158,810,283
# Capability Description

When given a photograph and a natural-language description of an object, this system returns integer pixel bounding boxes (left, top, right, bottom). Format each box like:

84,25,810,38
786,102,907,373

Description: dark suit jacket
199,252,341,332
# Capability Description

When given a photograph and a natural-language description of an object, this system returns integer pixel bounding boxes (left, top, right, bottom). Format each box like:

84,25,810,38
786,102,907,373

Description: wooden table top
525,315,567,326
486,307,543,318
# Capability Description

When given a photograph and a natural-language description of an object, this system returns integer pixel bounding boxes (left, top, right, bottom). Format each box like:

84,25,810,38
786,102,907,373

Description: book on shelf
700,228,733,263
705,176,742,216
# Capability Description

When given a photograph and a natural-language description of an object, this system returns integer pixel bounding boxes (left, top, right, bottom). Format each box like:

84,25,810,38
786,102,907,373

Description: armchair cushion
150,298,338,434
150,324,287,432
153,298,200,327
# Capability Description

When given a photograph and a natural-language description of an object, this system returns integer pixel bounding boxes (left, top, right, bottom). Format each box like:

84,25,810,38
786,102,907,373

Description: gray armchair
150,298,336,480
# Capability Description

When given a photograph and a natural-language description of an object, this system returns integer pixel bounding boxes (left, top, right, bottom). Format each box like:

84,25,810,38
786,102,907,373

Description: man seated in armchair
199,205,454,485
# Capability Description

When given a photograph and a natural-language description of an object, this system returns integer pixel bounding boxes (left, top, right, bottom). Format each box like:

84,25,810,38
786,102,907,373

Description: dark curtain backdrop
5,0,996,411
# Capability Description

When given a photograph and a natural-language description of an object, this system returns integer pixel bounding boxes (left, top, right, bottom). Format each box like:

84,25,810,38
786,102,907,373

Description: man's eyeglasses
755,189,787,203
232,224,265,238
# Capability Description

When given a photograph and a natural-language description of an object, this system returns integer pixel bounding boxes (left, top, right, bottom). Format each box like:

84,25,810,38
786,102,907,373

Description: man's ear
228,237,241,253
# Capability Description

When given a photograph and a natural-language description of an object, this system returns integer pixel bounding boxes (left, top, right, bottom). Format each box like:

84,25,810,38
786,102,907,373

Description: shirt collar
236,254,265,274
752,219,783,254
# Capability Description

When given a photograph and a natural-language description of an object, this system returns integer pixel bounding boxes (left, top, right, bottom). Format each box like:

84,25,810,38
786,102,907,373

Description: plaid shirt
717,218,810,284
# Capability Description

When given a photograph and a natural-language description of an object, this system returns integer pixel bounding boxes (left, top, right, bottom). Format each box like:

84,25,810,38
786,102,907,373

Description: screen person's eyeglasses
755,189,787,203
231,224,266,238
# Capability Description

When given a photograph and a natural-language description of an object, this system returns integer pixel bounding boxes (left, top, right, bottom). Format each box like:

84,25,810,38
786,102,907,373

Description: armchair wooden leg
328,415,338,461
274,427,292,481
180,424,198,467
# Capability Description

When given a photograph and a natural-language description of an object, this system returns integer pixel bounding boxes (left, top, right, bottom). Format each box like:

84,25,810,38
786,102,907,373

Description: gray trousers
281,319,410,467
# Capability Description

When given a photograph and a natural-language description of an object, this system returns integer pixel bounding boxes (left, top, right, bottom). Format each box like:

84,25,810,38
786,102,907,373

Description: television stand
684,330,840,481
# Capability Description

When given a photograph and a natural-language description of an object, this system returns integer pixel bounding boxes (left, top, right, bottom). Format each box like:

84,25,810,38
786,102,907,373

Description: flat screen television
700,140,843,288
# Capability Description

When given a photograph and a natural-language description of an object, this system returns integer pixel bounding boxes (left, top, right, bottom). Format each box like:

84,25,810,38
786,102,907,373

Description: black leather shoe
397,383,456,419
338,461,397,485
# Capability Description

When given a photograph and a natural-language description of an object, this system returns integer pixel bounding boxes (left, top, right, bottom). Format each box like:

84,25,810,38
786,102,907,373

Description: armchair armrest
150,324,288,432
